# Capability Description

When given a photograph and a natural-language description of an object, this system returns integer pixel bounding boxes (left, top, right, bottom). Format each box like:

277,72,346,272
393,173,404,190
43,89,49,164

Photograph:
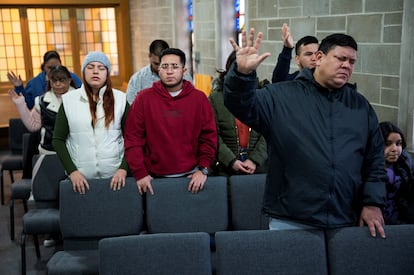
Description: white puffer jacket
62,85,126,178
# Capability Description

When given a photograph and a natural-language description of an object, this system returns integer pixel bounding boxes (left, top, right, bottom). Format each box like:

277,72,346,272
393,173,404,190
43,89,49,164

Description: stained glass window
0,8,25,82
0,6,119,82
77,8,118,75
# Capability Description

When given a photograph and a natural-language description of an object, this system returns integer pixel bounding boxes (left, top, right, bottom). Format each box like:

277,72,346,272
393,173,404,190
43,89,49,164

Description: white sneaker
43,239,55,247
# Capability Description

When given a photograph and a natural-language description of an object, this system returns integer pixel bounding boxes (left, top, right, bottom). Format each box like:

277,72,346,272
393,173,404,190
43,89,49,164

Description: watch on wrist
198,166,209,175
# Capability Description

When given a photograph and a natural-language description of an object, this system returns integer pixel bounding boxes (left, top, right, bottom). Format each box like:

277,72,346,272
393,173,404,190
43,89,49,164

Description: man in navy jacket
224,29,387,238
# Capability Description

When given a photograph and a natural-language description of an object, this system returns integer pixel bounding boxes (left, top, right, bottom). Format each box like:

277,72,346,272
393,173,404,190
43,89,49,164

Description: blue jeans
269,218,318,230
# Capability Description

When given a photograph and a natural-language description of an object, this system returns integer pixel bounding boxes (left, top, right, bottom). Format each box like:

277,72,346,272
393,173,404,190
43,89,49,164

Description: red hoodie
124,80,217,181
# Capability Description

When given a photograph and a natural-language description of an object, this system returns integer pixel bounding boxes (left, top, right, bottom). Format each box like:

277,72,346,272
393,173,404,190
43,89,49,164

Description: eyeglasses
50,78,69,83
159,63,182,70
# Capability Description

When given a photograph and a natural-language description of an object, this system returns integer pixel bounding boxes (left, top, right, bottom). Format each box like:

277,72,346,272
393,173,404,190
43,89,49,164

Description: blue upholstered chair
9,133,32,240
145,176,228,234
46,177,144,275
1,118,29,205
215,229,328,275
99,232,212,275
20,154,66,275
229,174,269,230
326,224,414,275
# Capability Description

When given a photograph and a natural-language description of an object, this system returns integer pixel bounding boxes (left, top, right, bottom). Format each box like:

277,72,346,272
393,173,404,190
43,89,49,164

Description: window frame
0,0,132,92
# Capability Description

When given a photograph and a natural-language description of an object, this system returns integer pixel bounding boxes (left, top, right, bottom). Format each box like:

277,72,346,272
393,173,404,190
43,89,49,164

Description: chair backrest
21,133,31,170
99,232,212,275
59,177,143,249
229,174,269,230
31,154,67,203
145,176,228,233
8,118,29,154
326,224,414,275
215,229,328,275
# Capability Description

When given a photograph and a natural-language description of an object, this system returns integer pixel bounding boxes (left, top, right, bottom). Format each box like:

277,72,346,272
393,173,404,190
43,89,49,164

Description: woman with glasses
7,51,82,178
8,65,77,155
7,50,82,110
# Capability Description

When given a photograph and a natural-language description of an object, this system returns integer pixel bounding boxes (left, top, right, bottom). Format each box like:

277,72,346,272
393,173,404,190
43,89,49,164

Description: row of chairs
45,176,228,274
98,224,414,275
16,154,414,274
19,154,268,274
37,172,414,275
1,118,30,205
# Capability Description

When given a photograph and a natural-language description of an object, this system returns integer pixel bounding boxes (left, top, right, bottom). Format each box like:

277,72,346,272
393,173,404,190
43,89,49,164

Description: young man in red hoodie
124,48,217,195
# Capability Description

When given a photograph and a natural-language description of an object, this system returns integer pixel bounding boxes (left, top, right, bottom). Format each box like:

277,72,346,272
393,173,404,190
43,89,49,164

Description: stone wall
128,0,414,145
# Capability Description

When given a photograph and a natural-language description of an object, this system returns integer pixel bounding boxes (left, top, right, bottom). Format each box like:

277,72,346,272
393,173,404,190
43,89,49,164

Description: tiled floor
0,168,57,275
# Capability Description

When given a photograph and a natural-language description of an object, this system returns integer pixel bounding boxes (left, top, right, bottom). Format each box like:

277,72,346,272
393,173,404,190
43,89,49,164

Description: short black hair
318,33,358,54
295,36,319,55
149,40,170,57
160,48,186,67
41,50,61,71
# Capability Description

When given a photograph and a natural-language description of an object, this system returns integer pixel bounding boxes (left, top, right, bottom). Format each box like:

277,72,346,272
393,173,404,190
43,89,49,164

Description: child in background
379,121,414,224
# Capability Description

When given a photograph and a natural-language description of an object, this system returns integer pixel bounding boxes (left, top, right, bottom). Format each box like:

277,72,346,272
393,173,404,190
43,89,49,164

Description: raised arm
229,28,271,75
272,23,294,83
7,89,41,132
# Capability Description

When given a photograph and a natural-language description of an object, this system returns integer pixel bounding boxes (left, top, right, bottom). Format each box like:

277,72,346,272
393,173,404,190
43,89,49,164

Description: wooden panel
2,0,122,4
0,94,20,128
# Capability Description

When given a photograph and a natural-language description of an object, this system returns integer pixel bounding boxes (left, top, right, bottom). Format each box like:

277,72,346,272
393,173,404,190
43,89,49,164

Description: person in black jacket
379,121,414,224
224,28,387,238
271,23,318,83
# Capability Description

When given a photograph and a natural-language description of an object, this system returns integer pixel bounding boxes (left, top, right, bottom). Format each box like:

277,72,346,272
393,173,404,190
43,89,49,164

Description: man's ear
294,55,300,66
314,51,323,65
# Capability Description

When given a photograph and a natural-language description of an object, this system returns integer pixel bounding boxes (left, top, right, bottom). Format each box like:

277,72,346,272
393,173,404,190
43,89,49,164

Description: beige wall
128,0,191,77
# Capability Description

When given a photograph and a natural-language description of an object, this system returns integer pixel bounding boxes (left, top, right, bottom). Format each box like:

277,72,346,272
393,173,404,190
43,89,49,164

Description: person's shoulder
184,81,205,96
128,65,149,80
344,83,366,99
69,71,81,78
27,72,46,84
62,87,82,100
209,89,222,99
41,90,55,100
112,88,126,95
135,64,151,75
137,86,155,98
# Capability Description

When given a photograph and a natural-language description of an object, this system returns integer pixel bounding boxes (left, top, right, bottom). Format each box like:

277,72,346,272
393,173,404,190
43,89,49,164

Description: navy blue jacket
224,65,387,228
271,46,299,83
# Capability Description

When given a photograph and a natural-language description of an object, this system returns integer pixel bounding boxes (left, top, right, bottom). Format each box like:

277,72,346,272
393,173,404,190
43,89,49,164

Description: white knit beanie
81,51,111,73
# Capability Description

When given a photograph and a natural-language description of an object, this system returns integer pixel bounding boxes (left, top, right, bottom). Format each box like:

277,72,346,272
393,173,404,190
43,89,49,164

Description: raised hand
7,89,25,105
7,71,23,87
281,23,294,48
229,28,271,75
